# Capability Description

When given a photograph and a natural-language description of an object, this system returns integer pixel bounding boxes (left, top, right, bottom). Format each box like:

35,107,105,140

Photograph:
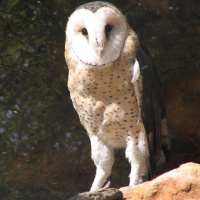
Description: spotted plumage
65,1,170,191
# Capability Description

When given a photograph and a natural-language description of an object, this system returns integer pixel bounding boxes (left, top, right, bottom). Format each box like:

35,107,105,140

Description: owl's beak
95,47,104,60
93,34,106,60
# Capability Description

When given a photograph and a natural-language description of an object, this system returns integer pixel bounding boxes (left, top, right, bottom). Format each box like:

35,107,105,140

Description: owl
65,1,170,191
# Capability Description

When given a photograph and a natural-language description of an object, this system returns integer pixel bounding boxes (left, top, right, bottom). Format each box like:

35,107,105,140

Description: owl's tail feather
155,125,199,176
167,125,199,155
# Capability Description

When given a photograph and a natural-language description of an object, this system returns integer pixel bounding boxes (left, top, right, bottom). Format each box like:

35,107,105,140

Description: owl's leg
125,136,150,186
90,135,114,192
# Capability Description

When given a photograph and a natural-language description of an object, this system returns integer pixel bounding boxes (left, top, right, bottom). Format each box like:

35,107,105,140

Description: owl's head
66,2,128,66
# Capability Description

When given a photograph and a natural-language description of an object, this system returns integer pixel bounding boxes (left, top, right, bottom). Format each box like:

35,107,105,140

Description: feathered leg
126,129,150,185
90,135,114,191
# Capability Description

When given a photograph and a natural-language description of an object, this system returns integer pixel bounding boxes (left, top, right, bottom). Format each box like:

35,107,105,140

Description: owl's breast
67,55,142,148
68,72,141,147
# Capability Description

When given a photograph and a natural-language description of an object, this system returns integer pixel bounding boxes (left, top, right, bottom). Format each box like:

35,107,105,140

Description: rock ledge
120,162,200,200
69,162,200,200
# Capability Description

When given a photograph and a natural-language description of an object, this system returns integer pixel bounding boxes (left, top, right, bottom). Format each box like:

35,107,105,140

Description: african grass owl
65,1,170,191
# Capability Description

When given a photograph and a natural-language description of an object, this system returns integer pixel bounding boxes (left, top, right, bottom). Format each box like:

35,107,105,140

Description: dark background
0,0,200,199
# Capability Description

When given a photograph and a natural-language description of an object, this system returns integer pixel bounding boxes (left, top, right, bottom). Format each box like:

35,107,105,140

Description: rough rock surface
69,163,200,200
68,187,123,200
120,162,200,200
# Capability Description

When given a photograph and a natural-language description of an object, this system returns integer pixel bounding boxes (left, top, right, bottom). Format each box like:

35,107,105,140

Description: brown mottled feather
137,46,165,172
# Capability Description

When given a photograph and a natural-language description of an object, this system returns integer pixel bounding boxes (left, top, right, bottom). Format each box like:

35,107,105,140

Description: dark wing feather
136,45,166,172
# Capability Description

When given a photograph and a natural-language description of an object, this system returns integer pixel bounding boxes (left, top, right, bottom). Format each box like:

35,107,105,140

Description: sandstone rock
120,162,200,200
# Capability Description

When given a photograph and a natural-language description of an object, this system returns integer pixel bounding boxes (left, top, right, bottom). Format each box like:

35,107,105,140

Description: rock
68,163,200,200
120,162,200,200
68,187,123,200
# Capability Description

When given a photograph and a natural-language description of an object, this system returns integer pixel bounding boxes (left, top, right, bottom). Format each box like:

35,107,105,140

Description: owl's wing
136,46,200,175
136,45,166,173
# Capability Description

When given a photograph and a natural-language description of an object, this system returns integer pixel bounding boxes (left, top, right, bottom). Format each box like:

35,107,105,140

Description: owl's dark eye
105,25,112,34
81,28,88,36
